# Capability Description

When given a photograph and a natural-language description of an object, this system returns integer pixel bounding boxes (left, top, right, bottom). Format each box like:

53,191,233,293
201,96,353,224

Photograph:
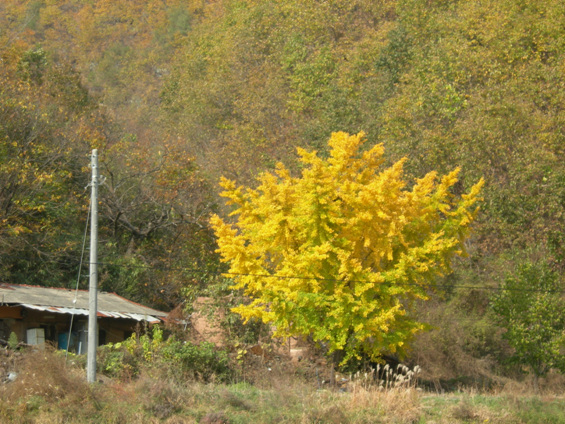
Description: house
0,283,168,353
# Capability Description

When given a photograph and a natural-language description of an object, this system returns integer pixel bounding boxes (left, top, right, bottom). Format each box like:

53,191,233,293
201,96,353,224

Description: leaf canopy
211,132,483,362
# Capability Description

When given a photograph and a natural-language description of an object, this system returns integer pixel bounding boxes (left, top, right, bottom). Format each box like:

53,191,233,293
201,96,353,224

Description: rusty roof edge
18,304,164,323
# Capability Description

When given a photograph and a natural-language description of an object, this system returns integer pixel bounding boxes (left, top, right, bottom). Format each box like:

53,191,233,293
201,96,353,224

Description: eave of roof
0,283,168,322
21,304,162,324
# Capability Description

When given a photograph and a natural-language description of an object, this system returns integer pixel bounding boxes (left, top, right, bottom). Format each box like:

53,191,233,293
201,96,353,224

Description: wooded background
1,0,564,382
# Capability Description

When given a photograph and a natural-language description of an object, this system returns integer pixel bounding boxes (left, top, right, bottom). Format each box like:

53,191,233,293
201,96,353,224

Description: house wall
0,308,149,350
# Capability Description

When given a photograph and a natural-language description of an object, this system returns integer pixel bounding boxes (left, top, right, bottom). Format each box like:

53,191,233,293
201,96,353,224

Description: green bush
490,261,565,391
7,332,18,350
162,339,231,382
99,326,232,382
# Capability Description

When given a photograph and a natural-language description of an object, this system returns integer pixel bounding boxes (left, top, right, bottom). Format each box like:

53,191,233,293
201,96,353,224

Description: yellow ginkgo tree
211,132,483,363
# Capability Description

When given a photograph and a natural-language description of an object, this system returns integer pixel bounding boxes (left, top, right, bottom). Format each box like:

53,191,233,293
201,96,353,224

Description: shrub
162,339,231,382
99,326,232,382
491,261,565,392
7,332,18,350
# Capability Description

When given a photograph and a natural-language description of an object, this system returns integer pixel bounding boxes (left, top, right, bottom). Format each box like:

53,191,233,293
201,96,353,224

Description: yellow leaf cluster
211,132,483,362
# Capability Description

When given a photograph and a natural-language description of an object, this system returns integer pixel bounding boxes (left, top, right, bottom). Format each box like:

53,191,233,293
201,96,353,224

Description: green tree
211,132,483,364
491,262,565,392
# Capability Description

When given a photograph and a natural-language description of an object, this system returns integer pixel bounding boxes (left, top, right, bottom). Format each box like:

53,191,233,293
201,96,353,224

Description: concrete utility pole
87,149,99,383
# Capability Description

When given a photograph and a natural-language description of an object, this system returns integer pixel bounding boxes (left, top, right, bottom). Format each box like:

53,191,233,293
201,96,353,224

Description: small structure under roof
0,283,169,352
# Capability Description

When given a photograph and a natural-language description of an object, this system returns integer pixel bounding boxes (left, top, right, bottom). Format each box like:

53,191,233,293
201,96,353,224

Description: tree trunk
532,372,540,394
329,350,345,387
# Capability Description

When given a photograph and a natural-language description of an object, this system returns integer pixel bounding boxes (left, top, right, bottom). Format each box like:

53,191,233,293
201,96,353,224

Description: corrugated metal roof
20,304,162,324
0,284,168,323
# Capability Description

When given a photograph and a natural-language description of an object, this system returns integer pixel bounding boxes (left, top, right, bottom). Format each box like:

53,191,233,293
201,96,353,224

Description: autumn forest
1,0,565,392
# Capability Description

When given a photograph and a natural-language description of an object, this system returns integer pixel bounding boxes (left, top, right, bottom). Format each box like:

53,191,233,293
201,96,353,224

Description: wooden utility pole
87,149,99,383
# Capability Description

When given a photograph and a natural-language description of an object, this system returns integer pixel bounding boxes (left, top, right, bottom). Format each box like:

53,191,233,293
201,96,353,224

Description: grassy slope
1,349,564,424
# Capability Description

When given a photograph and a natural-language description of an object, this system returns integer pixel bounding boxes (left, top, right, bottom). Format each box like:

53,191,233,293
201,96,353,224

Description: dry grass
0,347,89,402
0,348,564,423
0,347,102,423
345,386,422,423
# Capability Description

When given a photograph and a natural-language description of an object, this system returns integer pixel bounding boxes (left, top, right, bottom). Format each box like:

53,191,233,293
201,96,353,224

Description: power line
66,198,91,361
53,258,565,294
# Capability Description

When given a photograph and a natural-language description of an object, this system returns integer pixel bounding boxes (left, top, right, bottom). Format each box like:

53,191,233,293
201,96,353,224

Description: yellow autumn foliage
211,132,483,363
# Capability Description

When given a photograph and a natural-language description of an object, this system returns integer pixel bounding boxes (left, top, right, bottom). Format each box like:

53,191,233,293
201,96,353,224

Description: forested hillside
1,0,564,382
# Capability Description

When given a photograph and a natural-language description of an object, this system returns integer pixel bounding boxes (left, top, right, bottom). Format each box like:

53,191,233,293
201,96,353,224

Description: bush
7,332,18,350
99,326,232,382
491,261,565,392
162,339,231,382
